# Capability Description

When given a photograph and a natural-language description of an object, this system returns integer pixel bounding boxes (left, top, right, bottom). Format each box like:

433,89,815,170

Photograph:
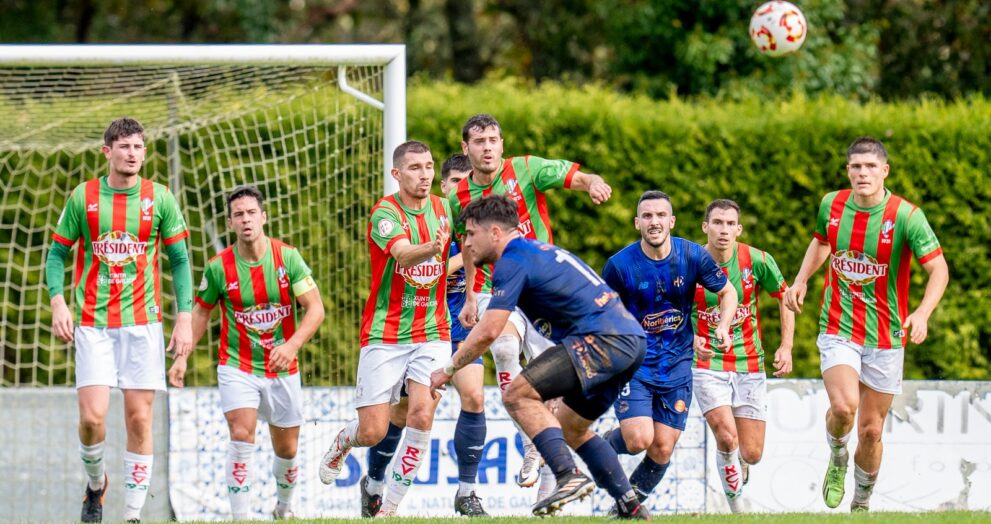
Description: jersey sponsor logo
401,294,438,308
831,250,889,285
698,303,751,327
377,218,395,237
395,254,445,290
97,272,136,286
92,230,147,267
517,218,534,236
674,399,687,413
594,290,619,307
446,273,466,294
840,287,877,304
234,303,293,334
641,309,684,334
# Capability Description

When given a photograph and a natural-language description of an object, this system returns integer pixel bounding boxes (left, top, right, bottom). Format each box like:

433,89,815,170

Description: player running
449,113,612,487
601,190,737,508
319,141,452,517
46,117,193,523
784,137,948,511
691,199,794,512
360,154,489,517
167,186,325,520
431,195,650,519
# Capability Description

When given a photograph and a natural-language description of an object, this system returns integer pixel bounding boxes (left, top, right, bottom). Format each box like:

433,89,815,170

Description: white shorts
217,365,303,427
354,341,449,408
817,334,903,394
476,293,554,361
692,368,767,421
74,323,166,391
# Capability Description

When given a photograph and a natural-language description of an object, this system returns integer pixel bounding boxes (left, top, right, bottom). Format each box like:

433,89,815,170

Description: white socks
852,464,878,505
272,455,299,512
536,464,557,501
340,418,361,448
491,334,523,393
827,429,851,465
122,451,153,521
226,441,254,520
381,427,431,514
80,441,106,491
457,481,477,497
716,448,745,511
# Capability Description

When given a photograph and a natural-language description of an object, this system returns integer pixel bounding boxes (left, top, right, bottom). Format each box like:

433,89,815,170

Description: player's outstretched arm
902,254,949,345
784,239,831,314
568,171,612,205
269,287,326,372
390,227,448,268
168,303,212,388
431,309,511,397
773,299,795,377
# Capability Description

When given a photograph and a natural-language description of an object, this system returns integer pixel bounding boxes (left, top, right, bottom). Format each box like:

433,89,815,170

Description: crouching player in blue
361,154,489,517
601,190,738,506
430,195,651,519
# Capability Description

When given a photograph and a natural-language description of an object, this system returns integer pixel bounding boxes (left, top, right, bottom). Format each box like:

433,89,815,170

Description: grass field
166,513,991,524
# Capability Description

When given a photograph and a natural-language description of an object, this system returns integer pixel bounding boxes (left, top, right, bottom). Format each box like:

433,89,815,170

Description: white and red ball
749,1,807,57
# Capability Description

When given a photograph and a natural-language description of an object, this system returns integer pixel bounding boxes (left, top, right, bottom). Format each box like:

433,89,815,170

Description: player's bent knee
460,390,485,413
625,433,652,454
715,430,739,452
490,335,521,363
742,448,763,464
124,409,153,432
358,423,388,447
858,424,884,444
830,403,858,423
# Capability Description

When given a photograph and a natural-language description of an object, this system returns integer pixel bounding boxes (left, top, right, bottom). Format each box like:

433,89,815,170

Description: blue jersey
602,238,727,388
447,240,468,342
489,238,644,341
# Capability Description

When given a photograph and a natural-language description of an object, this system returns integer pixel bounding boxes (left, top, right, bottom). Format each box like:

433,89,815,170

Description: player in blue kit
601,190,738,505
361,154,488,517
430,195,650,519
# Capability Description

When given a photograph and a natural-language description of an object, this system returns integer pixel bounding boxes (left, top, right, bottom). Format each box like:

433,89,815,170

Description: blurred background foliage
2,0,990,100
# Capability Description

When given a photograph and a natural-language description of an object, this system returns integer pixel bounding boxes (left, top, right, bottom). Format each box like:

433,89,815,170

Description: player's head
702,198,742,251
392,140,435,201
459,195,519,266
635,190,675,249
846,137,890,200
101,117,146,178
226,185,267,243
461,114,504,176
441,153,471,195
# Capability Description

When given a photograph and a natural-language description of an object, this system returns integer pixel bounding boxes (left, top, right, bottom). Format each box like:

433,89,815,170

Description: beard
473,248,495,266
641,230,669,249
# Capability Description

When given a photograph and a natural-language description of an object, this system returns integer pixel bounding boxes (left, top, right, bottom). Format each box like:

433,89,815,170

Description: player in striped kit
449,113,612,487
691,199,794,512
46,118,194,523
319,141,452,517
784,137,949,511
168,185,325,520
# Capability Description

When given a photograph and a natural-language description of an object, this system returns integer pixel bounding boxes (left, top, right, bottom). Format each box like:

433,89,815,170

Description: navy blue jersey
447,239,468,342
488,238,644,341
602,238,727,388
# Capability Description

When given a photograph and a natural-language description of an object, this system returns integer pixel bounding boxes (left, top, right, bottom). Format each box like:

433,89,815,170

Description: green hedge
408,80,991,380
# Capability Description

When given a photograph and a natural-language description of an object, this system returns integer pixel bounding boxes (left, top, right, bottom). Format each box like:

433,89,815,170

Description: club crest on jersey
673,276,685,288
140,197,153,220
641,309,684,334
395,254,445,290
533,318,553,339
881,219,895,244
277,265,289,288
377,219,394,237
741,267,753,285
92,230,147,267
504,179,522,202
234,303,292,335
698,303,751,327
438,215,449,231
831,250,888,285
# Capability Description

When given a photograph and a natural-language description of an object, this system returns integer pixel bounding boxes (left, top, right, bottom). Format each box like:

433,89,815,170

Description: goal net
0,45,405,388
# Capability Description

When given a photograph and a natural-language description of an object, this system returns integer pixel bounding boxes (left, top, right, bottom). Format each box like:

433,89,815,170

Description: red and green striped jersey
196,238,316,377
448,155,579,293
692,242,787,373
52,177,189,328
814,189,942,349
360,194,452,346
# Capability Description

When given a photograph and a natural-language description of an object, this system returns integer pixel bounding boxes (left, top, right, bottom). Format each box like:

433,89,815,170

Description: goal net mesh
0,63,385,387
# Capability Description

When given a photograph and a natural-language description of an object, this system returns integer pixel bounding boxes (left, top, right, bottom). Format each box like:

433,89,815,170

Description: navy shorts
613,376,692,431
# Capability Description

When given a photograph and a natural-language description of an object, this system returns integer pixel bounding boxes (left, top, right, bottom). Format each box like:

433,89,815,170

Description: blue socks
607,427,632,455
532,427,576,479
575,435,634,500
454,409,487,483
366,422,403,482
629,455,669,497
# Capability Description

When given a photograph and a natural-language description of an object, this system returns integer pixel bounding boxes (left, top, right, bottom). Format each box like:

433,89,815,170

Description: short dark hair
637,190,672,210
104,117,144,146
704,198,741,222
227,185,265,217
393,140,431,169
459,195,518,232
847,137,888,163
461,114,502,142
441,154,471,181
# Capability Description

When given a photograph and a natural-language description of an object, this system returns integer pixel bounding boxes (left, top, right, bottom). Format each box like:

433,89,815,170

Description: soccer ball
749,1,807,57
